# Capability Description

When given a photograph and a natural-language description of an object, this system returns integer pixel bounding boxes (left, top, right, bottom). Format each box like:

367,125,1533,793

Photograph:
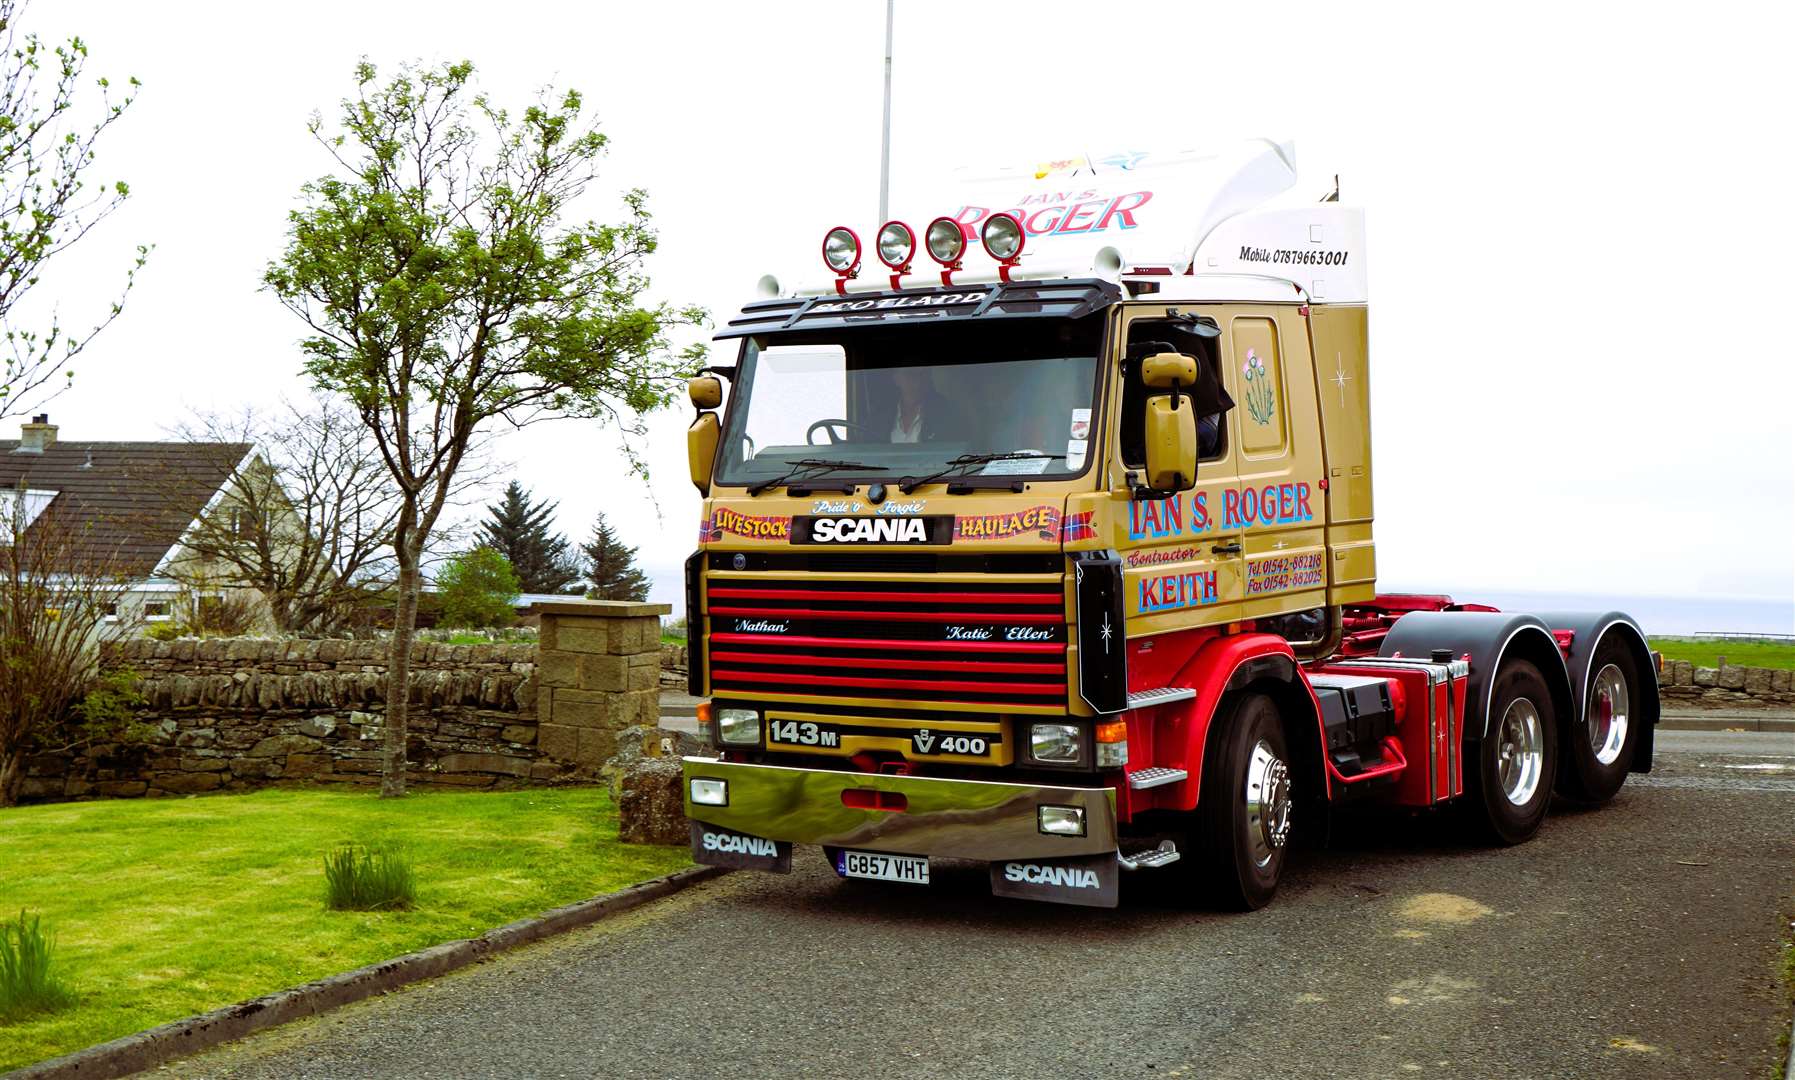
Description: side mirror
688,375,723,410
687,412,720,493
1142,394,1196,492
1140,352,1197,391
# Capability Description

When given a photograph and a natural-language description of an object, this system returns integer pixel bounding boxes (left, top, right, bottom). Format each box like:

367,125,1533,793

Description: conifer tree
479,481,582,594
581,513,651,601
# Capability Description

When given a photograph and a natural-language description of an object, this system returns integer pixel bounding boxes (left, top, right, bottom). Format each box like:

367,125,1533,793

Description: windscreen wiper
898,452,1064,495
746,458,882,496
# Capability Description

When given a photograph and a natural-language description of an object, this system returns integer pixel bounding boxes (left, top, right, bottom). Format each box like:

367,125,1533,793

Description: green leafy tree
480,481,581,594
581,513,650,602
0,0,151,420
265,59,704,796
435,547,519,629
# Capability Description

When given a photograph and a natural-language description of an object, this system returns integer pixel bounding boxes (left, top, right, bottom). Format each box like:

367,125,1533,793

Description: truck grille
703,554,1067,710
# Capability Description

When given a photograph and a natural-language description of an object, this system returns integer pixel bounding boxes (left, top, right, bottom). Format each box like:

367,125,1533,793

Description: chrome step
1126,686,1196,710
1119,840,1181,871
1127,766,1189,790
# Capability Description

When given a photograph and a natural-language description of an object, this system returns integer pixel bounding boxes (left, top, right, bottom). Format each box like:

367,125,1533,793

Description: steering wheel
806,418,877,445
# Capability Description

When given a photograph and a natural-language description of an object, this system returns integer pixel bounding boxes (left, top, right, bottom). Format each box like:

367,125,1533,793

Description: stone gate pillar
530,599,670,771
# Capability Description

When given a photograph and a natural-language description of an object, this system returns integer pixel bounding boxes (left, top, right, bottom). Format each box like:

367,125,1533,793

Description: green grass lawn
1649,637,1795,671
0,786,690,1071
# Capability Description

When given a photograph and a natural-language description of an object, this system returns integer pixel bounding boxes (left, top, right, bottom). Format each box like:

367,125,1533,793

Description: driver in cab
880,367,962,443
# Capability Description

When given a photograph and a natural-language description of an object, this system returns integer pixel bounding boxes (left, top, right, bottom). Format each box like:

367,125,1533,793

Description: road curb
7,864,726,1080
1658,716,1795,733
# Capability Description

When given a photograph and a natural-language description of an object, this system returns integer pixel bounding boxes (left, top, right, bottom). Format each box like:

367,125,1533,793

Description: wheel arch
1380,611,1575,745
1163,634,1332,811
1535,611,1660,774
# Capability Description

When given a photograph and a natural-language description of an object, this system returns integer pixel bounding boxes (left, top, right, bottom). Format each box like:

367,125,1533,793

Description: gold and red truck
678,141,1658,909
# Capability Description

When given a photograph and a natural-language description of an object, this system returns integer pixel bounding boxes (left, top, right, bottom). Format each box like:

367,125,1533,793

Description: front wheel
1466,659,1557,845
1191,692,1292,910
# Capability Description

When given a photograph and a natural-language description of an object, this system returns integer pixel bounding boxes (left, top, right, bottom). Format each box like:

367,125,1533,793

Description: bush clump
323,845,417,911
0,910,75,1021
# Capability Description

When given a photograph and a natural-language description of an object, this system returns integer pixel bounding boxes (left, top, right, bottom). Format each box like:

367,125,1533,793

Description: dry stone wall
1658,660,1793,708
20,638,551,803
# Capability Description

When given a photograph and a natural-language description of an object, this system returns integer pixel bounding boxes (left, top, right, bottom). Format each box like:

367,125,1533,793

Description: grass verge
1649,637,1795,672
0,786,689,1071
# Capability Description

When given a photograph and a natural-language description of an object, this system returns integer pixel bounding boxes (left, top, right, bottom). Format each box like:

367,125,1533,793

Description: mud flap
989,851,1119,908
690,820,792,873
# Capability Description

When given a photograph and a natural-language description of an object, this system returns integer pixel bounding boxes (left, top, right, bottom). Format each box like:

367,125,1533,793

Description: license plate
836,849,930,885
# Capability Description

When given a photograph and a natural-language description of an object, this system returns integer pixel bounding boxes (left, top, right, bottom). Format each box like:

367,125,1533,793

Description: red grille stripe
711,650,1064,675
714,670,1066,695
710,606,1062,624
709,586,1061,605
709,632,1063,654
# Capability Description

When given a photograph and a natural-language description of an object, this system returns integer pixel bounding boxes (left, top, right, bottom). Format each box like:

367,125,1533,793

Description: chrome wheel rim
1244,740,1292,868
1589,663,1630,766
1496,698,1544,806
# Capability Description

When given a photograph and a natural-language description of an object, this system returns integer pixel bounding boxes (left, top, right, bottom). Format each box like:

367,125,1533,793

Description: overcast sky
25,0,1795,629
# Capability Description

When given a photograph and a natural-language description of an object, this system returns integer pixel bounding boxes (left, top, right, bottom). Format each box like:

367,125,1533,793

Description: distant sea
1385,587,1794,638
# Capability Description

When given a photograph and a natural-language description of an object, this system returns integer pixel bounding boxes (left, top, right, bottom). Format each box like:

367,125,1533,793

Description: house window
0,488,58,541
144,601,172,622
103,602,120,623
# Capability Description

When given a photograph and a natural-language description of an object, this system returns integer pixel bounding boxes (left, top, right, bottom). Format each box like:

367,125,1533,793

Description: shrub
0,910,75,1021
435,547,520,629
323,845,417,911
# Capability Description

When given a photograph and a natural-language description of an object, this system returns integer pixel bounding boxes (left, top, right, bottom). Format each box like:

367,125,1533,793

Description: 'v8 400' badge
912,729,992,756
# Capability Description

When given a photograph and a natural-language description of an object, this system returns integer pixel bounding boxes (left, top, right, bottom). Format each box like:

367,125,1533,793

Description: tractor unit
677,140,1657,909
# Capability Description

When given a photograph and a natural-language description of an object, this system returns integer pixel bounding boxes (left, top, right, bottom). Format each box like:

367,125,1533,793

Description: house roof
0,438,252,578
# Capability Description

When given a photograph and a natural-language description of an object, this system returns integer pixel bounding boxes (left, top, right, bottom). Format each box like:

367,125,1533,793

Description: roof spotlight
981,213,1026,262
822,227,861,276
876,221,914,271
925,217,965,266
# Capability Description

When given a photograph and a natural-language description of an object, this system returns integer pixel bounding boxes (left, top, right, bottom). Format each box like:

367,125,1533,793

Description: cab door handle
1211,541,1242,555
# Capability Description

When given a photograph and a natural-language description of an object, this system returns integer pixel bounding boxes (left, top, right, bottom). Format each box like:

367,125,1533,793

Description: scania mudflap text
677,140,1659,910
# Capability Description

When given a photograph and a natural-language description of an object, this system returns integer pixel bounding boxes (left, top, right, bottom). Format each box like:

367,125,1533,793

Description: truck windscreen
716,314,1106,488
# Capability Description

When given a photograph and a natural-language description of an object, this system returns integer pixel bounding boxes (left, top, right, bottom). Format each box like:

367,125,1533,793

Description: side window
1119,319,1226,468
1231,317,1288,456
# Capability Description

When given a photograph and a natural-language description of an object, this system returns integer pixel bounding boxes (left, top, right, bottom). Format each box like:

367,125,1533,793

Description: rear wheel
1466,660,1557,845
1558,637,1642,804
1192,692,1292,910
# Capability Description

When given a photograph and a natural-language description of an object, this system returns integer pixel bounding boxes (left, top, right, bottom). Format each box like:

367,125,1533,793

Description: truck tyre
1558,637,1643,804
1193,692,1292,911
1466,659,1557,845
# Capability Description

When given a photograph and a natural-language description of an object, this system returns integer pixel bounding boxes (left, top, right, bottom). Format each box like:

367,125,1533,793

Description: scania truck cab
679,141,1658,909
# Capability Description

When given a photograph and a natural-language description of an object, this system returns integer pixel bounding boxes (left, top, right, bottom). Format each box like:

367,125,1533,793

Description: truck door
1220,306,1329,619
1114,306,1246,633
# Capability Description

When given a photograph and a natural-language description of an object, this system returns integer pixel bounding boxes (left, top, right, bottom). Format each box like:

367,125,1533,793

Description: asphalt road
170,731,1795,1080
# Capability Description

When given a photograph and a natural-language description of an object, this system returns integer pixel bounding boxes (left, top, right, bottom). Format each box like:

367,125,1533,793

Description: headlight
822,226,860,274
718,707,761,746
981,212,1025,261
926,216,965,265
1029,722,1083,765
876,220,914,270
690,778,728,806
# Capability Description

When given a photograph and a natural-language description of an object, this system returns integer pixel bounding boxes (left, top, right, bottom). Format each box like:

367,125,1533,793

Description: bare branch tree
163,395,492,635
0,0,150,420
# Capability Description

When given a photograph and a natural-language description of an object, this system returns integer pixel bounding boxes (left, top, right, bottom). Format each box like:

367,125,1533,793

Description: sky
22,0,1795,632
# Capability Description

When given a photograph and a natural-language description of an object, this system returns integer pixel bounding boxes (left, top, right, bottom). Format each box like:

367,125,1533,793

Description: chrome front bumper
681,756,1118,861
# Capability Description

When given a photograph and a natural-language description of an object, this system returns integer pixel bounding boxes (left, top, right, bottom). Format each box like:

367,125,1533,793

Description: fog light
690,778,728,806
1029,722,1083,765
981,212,1025,261
718,707,760,745
1038,804,1085,837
